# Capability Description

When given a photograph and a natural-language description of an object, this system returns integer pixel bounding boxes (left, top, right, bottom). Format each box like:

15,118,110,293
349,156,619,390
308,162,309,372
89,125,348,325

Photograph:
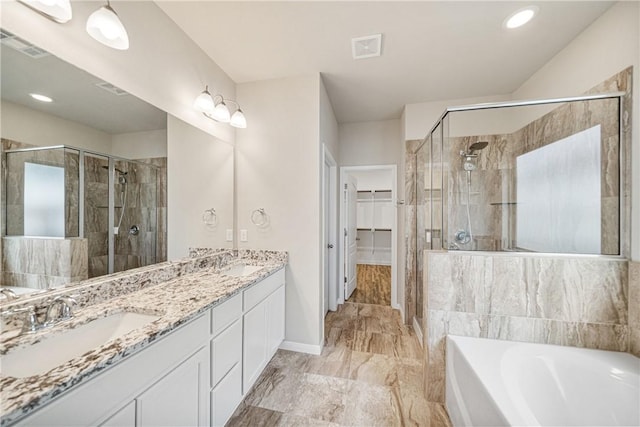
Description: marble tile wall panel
629,261,640,357
404,139,421,324
423,251,631,404
1,237,88,289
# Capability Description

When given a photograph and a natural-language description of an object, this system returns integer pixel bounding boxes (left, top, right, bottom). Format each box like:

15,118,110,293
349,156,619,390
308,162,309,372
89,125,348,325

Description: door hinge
344,277,347,283
344,183,348,190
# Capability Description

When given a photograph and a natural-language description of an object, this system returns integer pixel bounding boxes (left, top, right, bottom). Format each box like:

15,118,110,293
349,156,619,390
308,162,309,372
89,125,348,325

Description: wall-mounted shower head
101,165,128,176
467,141,488,154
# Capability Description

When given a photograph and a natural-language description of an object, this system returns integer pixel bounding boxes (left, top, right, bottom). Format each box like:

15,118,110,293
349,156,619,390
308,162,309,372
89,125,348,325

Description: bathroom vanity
0,250,287,427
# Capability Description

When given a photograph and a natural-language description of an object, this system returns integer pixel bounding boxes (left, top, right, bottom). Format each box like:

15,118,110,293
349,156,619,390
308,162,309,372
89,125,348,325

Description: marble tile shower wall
630,261,640,357
1,237,87,289
444,68,630,254
423,251,629,403
404,139,421,324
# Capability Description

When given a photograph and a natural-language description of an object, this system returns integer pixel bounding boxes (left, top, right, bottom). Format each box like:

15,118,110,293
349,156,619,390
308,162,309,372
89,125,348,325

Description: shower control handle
129,225,140,236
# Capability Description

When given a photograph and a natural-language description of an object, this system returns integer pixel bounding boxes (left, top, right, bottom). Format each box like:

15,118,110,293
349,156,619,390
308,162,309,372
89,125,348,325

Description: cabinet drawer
211,293,242,336
211,363,242,427
211,319,241,387
243,269,285,311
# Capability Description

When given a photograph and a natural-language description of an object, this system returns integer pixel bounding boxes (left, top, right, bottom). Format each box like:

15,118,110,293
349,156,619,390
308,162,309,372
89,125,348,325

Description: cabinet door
137,346,209,427
266,285,285,359
100,401,136,427
242,300,267,393
211,363,242,427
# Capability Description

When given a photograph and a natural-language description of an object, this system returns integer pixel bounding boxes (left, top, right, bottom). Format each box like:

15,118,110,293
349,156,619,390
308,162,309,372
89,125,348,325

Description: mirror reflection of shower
102,165,128,235
455,141,488,246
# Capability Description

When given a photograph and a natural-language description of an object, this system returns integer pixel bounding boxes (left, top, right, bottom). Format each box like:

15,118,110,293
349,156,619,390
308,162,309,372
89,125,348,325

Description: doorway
339,165,397,309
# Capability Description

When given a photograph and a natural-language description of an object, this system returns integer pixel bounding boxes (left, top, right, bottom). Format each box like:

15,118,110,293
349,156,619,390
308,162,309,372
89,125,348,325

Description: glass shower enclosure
411,91,627,328
3,145,161,286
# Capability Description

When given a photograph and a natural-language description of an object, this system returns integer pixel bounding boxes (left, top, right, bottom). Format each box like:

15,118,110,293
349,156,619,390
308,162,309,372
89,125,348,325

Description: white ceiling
158,1,614,124
0,41,166,134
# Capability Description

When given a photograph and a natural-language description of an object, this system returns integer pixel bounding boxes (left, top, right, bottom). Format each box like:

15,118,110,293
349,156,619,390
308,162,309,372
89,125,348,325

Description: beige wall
167,115,234,259
236,75,323,351
1,101,112,153
111,129,167,159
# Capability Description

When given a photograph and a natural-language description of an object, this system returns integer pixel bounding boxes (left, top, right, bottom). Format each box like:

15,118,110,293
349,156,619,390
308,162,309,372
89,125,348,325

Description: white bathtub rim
446,334,640,427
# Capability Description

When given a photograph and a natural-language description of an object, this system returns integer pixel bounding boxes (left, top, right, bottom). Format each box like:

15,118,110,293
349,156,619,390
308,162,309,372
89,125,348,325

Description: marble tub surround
1,237,88,289
0,250,287,425
630,261,640,357
423,250,629,403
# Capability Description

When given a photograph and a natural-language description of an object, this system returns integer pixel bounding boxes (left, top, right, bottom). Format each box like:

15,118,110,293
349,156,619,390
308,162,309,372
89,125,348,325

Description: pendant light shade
194,86,215,115
212,101,231,123
86,2,129,50
194,85,247,128
18,0,72,23
230,109,247,129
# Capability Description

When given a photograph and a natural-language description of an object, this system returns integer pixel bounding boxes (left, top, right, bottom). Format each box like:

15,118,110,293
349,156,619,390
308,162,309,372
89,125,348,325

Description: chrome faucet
0,288,18,300
1,306,40,333
45,296,77,326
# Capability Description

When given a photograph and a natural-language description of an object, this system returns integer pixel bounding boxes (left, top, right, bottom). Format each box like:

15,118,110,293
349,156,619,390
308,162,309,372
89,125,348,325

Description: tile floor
349,265,392,306
227,302,452,426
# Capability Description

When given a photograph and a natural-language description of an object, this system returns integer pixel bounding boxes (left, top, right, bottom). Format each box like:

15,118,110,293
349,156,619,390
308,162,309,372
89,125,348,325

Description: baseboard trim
413,316,424,348
279,340,322,355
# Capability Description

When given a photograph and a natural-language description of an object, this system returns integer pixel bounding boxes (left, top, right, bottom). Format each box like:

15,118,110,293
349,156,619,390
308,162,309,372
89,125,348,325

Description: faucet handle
7,306,40,333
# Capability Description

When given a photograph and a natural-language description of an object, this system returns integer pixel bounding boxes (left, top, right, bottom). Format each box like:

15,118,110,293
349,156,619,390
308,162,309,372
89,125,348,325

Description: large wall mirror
0,30,234,297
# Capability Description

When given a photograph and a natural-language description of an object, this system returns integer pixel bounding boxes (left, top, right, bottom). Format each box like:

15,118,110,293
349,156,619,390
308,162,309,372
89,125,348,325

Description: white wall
511,1,640,261
1,100,112,153
112,129,168,159
167,115,234,259
236,75,322,351
0,1,236,144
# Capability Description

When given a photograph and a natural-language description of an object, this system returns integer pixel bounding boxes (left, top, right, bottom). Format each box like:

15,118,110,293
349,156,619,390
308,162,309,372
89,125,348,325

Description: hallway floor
349,264,392,306
227,302,452,426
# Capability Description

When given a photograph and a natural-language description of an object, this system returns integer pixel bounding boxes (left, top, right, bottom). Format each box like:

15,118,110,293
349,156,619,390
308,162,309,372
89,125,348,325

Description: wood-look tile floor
227,302,452,427
348,265,392,306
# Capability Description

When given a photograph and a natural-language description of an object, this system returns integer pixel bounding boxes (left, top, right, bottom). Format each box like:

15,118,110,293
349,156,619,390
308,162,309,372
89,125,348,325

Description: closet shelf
357,228,392,231
357,189,392,193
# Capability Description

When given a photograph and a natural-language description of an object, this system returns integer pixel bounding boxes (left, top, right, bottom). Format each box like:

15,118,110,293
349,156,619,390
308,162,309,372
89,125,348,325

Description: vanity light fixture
29,93,53,103
17,0,72,24
504,6,539,29
194,86,247,128
86,1,129,50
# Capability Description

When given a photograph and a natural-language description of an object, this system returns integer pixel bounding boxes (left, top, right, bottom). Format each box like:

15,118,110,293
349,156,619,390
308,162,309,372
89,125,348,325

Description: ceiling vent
95,81,129,96
351,34,382,60
0,28,50,59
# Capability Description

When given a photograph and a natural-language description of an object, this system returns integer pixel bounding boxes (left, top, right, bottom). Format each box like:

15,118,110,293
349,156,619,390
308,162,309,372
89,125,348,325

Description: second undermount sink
221,264,263,277
0,312,160,379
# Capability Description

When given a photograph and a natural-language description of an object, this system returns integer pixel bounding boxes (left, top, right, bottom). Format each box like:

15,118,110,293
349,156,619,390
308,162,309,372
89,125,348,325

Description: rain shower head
101,165,128,175
468,141,488,153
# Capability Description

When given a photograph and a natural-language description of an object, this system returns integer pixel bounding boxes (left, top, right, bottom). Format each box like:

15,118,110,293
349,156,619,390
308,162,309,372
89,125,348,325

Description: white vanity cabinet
15,313,210,427
11,267,286,427
242,269,286,393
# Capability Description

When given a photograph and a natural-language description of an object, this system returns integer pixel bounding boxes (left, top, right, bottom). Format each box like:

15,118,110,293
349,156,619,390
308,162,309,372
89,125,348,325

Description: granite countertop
0,253,286,426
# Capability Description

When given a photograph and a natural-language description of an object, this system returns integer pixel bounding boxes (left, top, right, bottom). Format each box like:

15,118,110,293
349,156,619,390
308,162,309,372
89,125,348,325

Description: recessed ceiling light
30,93,53,103
504,6,539,29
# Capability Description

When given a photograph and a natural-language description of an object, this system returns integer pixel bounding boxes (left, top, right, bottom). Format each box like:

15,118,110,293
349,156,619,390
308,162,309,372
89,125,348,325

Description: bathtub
446,335,640,427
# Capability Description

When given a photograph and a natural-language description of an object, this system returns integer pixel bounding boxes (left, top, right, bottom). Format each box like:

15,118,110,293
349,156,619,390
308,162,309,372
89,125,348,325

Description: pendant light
194,85,247,128
86,1,129,50
17,0,72,23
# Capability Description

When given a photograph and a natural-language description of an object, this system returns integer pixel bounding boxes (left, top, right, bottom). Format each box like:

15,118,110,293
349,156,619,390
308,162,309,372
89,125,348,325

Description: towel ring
251,208,268,227
202,208,217,226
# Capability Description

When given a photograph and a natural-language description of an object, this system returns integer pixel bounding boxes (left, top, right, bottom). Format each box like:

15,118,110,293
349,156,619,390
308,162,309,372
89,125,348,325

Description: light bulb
230,109,247,128
212,101,231,123
504,6,538,29
86,3,129,50
194,87,215,114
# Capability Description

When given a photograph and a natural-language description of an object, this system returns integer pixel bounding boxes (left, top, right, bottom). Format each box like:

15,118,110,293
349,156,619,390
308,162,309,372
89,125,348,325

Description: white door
344,175,358,300
324,160,331,315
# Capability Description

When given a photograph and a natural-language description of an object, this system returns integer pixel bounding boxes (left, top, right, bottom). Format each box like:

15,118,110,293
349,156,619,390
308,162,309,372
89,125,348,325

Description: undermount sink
221,264,263,277
0,312,160,378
